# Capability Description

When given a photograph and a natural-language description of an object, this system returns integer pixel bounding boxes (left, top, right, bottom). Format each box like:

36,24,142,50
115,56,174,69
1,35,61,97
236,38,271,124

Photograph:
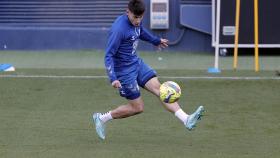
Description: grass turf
0,69,279,158
0,50,279,70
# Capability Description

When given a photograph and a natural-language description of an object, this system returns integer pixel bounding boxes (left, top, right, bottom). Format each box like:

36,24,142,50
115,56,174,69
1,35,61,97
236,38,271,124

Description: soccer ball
159,81,181,103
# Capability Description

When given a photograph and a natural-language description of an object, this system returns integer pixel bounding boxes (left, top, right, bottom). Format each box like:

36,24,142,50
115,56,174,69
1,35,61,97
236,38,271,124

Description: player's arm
139,26,168,48
104,29,123,88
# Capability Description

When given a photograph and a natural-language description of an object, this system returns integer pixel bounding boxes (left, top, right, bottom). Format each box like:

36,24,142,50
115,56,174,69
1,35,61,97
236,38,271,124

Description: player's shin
162,101,189,124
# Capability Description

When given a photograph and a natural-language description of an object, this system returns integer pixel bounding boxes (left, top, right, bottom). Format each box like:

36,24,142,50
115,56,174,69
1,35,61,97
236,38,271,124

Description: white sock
175,109,189,124
100,111,113,123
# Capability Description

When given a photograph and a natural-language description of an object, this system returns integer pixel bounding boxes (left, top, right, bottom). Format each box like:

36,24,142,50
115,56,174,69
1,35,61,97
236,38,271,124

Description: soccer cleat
92,113,106,140
185,105,205,130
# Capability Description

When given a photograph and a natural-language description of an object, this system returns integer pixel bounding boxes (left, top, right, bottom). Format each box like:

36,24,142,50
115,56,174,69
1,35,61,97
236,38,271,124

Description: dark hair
128,0,146,16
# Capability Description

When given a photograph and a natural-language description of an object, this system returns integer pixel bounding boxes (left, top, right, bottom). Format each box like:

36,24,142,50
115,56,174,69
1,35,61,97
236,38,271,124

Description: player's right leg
92,113,106,140
92,81,144,140
92,97,144,140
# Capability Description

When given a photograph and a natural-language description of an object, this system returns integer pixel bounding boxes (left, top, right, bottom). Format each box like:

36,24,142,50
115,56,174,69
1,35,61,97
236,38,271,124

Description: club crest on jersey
131,36,136,41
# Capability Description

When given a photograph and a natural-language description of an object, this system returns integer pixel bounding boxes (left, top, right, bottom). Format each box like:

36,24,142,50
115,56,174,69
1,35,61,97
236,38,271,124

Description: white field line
0,74,279,80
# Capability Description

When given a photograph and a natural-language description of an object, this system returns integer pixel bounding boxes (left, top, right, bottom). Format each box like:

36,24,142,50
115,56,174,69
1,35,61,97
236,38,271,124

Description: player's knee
135,104,144,114
153,82,161,96
131,103,144,114
154,86,160,97
150,84,161,96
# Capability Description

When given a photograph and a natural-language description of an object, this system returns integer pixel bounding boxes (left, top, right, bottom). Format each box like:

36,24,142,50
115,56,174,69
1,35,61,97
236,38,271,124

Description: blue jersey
104,14,161,84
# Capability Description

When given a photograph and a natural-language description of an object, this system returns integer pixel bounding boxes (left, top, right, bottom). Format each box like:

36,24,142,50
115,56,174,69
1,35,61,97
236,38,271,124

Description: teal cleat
185,106,205,130
92,113,106,140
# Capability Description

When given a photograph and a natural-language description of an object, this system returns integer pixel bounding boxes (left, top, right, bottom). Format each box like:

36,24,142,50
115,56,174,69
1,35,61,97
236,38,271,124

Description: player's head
127,0,145,26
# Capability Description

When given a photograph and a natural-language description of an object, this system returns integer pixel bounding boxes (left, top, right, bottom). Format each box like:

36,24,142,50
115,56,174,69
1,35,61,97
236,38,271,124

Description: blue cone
0,64,15,72
207,67,221,74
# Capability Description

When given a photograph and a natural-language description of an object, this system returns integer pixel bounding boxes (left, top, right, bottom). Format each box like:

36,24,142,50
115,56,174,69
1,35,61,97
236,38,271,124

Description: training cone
0,64,15,72
207,67,221,74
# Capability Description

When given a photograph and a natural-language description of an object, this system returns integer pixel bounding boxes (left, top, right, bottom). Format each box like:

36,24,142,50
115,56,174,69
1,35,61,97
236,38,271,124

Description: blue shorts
117,60,156,100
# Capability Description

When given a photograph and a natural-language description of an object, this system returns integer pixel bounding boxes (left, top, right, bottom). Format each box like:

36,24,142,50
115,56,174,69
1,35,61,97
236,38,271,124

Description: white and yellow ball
159,81,181,103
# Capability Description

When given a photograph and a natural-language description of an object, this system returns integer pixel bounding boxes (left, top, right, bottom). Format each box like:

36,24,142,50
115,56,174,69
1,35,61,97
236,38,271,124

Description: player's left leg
144,77,204,130
144,77,180,112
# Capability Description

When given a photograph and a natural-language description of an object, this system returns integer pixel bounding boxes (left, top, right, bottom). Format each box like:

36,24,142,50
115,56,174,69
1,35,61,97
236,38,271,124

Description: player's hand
111,80,122,89
158,38,169,50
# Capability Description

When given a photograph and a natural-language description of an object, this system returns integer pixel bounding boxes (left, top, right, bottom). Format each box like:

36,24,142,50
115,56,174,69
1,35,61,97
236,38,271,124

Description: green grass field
0,51,280,158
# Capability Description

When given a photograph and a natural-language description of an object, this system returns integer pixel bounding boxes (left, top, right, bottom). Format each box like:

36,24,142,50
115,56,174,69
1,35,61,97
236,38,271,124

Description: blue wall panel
0,28,107,50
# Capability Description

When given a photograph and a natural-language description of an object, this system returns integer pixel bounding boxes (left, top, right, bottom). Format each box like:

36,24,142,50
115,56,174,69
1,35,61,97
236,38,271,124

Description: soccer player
93,0,204,140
